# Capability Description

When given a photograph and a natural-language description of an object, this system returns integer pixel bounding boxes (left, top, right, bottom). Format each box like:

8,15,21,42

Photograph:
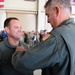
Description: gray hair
44,0,72,13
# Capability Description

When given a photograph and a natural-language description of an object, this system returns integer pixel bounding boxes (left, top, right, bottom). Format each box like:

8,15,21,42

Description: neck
7,37,19,47
58,11,71,26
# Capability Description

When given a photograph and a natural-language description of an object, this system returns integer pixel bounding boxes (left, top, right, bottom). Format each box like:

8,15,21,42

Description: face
45,6,59,28
5,19,22,41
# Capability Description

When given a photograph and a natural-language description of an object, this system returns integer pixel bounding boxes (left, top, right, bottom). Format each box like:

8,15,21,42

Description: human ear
4,27,10,33
54,6,60,16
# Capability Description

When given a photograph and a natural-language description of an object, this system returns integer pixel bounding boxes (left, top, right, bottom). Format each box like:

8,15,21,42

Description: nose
18,27,22,32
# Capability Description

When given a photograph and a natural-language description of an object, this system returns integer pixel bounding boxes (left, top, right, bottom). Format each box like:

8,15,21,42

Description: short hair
4,17,19,28
44,0,72,13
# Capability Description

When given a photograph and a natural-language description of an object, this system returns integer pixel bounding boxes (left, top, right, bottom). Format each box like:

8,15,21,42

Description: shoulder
0,38,8,51
0,41,5,47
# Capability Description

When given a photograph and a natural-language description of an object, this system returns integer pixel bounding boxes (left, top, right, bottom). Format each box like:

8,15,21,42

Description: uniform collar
4,38,21,49
59,18,74,27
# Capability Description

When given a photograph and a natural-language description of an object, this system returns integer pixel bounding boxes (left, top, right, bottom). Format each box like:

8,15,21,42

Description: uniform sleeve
20,41,29,50
12,34,59,74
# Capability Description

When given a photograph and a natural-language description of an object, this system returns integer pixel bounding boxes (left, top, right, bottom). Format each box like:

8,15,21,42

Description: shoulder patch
42,34,50,41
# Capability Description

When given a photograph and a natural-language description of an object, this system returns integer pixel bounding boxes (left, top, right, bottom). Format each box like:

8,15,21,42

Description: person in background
0,17,33,75
36,31,40,43
39,30,44,42
20,31,25,42
1,30,7,40
0,31,3,42
12,0,75,75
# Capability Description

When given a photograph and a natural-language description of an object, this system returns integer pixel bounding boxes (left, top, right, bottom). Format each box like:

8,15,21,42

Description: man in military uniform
12,0,75,75
0,17,33,75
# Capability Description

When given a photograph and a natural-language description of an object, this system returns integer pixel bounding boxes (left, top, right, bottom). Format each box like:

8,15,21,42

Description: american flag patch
42,34,50,41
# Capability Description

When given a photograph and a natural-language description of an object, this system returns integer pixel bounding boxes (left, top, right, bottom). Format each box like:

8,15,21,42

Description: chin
16,38,20,41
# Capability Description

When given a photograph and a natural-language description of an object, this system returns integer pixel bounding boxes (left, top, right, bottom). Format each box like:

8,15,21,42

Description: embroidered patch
42,34,50,41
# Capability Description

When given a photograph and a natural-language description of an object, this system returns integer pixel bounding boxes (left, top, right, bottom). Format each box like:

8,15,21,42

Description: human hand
16,45,26,52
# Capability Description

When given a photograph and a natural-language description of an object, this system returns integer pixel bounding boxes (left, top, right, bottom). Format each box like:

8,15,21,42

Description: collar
59,18,74,27
4,38,21,49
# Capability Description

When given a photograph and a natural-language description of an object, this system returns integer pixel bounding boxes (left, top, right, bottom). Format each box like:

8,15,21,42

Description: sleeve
12,34,59,74
20,41,28,50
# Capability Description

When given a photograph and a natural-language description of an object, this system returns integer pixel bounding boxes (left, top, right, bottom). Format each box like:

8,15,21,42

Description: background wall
6,10,37,32
4,0,37,11
0,0,38,31
72,6,75,21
